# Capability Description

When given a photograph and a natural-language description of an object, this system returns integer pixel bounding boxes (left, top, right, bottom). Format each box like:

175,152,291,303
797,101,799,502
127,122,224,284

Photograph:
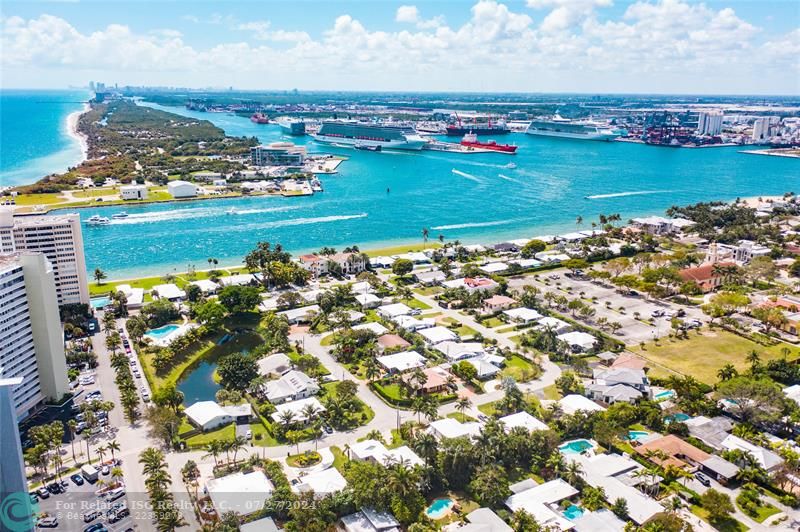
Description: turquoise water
425,498,454,519
666,413,691,423
90,296,111,309
559,439,594,454
655,390,675,400
563,505,584,520
627,430,650,442
9,97,795,278
177,360,221,403
145,324,180,340
1,89,90,186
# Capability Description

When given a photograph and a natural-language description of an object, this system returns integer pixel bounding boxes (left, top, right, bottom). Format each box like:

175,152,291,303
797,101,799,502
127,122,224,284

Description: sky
1,0,799,94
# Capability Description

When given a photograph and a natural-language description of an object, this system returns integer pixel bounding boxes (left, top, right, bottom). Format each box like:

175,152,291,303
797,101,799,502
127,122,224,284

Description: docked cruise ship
311,120,428,150
526,115,618,141
276,117,306,136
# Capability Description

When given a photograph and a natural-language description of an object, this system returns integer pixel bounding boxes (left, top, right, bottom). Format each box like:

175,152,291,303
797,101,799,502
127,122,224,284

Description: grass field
89,266,251,296
364,242,441,257
415,286,443,296
72,188,117,198
629,328,800,384
456,325,478,338
501,354,538,382
404,298,432,310
12,193,67,205
690,505,748,532
250,422,279,447
330,446,349,473
184,423,235,447
482,317,505,328
541,384,561,400
737,500,780,523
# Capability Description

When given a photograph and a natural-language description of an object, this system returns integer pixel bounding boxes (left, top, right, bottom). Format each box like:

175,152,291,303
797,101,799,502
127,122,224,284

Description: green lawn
324,382,375,425
541,384,561,400
737,500,781,523
502,354,539,382
320,333,336,346
509,335,523,345
404,298,432,310
497,325,518,334
330,446,349,473
72,188,117,198
447,412,477,423
364,243,441,257
372,381,405,401
691,505,748,532
630,328,800,384
184,423,235,447
11,193,68,205
456,325,477,338
478,401,499,416
481,317,505,328
415,286,443,296
250,422,279,447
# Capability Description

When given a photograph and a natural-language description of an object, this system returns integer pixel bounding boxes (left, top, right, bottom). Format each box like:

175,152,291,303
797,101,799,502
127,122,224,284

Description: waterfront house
189,279,219,294
298,254,327,277
152,283,185,301
167,180,198,198
257,353,292,377
377,350,426,373
119,182,148,200
264,370,319,404
185,401,252,431
114,284,144,309
207,471,273,517
630,216,694,235
218,273,260,286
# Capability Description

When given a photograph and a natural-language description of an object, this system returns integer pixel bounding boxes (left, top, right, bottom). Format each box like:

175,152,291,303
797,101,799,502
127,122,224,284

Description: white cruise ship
311,120,428,150
526,115,618,141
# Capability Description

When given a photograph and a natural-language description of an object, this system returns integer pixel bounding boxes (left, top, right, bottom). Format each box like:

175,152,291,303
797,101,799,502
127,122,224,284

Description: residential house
480,262,508,275
482,294,516,313
340,507,401,532
377,303,413,319
392,315,435,331
270,397,326,424
152,283,185,301
536,317,571,334
720,434,784,473
498,411,549,433
442,277,499,293
428,418,484,440
414,270,446,286
557,331,597,353
685,416,734,450
189,279,219,294
207,471,274,517
504,479,577,531
558,394,606,415
376,351,426,373
451,508,512,531
355,293,382,309
418,326,459,345
465,353,505,380
403,367,450,394
353,322,389,336
376,333,411,353
350,439,424,468
586,367,651,404
292,467,347,496
433,341,485,362
257,353,292,377
503,307,543,324
264,370,320,404
277,304,320,324
636,435,739,483
185,401,252,431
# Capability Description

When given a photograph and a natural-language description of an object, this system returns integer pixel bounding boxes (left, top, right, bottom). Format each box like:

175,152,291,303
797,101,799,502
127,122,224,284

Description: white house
505,479,577,531
442,277,499,293
152,283,186,301
353,322,389,336
536,317,571,334
119,182,148,200
720,434,784,472
350,439,424,467
270,397,326,424
392,315,434,331
377,350,426,373
189,279,219,294
498,411,549,433
418,326,458,345
257,353,292,377
293,467,348,496
184,401,252,431
207,471,274,517
115,284,144,309
377,302,413,319
428,418,484,440
503,307,543,324
433,341,485,362
355,293,381,309
340,508,401,532
167,180,198,198
557,331,597,352
480,262,508,274
278,304,320,324
264,370,320,404
558,394,606,415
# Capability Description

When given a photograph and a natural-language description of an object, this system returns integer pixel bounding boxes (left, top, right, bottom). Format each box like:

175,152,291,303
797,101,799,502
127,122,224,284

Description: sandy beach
66,103,90,167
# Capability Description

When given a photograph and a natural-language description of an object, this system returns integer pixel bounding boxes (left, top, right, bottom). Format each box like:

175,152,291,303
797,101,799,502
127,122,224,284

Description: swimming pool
665,413,691,423
145,324,180,340
655,390,675,401
559,439,594,455
425,498,454,519
563,505,584,520
90,296,111,309
627,430,650,442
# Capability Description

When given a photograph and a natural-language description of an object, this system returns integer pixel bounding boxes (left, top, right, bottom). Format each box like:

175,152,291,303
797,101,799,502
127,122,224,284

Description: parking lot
32,474,137,531
509,270,707,345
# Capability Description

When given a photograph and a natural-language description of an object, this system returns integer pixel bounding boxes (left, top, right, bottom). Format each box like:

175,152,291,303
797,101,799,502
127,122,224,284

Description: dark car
71,473,85,486
109,507,130,523
695,472,711,486
83,523,108,532
46,482,63,494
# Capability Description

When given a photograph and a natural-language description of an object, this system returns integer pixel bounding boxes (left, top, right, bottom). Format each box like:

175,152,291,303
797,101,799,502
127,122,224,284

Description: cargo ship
526,115,618,141
460,132,517,153
250,113,269,124
311,120,427,150
446,122,510,136
276,117,306,136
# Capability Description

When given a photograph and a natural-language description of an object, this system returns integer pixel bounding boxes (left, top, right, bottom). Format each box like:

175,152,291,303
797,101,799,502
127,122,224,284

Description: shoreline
66,103,90,167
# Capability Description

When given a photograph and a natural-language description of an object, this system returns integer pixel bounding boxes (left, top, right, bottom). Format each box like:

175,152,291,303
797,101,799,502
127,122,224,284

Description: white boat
311,120,428,150
226,208,237,215
111,212,128,219
526,114,618,141
85,215,111,226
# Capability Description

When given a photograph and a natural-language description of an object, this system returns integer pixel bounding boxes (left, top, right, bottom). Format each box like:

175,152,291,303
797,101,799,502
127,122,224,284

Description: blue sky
2,0,799,94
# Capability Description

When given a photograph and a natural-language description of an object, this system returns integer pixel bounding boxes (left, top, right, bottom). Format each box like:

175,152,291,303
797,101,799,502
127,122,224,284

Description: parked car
46,482,63,494
101,465,110,475
37,516,58,528
36,487,50,499
245,430,252,439
695,472,711,486
71,473,85,486
83,523,108,532
83,510,102,523
109,506,130,523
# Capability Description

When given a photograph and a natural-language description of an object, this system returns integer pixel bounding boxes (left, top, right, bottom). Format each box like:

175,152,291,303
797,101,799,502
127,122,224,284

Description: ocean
0,89,91,187
4,94,797,279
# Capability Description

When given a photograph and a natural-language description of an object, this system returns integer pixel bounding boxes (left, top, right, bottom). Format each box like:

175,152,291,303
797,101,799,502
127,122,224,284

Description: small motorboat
85,215,111,225
111,212,128,219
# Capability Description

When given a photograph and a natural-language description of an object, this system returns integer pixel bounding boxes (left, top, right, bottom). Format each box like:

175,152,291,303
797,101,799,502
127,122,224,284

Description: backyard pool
90,296,111,309
559,439,595,455
655,390,676,401
425,498,454,519
563,505,584,520
627,430,651,443
665,413,691,423
145,324,180,341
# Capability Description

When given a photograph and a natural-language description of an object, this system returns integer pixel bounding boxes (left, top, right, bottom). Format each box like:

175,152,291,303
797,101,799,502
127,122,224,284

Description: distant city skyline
1,0,798,95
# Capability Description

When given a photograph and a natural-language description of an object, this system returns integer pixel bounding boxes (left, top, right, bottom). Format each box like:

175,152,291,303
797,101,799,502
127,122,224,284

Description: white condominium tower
0,253,70,420
0,206,89,306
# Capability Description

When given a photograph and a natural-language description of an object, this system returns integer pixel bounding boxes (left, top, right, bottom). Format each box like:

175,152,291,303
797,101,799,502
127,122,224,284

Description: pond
177,360,221,403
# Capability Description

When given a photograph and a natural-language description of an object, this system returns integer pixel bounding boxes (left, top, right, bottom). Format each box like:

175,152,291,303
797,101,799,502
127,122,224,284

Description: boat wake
110,205,300,224
431,220,514,231
238,213,368,231
497,173,525,185
451,168,484,184
585,190,672,199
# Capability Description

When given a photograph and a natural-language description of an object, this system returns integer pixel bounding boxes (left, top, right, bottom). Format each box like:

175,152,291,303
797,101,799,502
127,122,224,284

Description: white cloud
1,1,796,94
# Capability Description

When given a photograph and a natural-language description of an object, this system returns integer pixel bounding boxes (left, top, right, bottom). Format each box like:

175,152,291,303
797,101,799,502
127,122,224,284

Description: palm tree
278,410,296,429
203,441,222,467
364,358,381,382
110,467,124,486
139,448,167,478
67,420,78,462
546,452,566,479
229,436,248,464
365,429,385,443
412,432,438,466
746,350,761,372
717,363,738,382
455,397,471,420
97,445,107,465
300,403,320,425
94,268,106,286
106,440,120,463
565,461,584,486
422,227,429,248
